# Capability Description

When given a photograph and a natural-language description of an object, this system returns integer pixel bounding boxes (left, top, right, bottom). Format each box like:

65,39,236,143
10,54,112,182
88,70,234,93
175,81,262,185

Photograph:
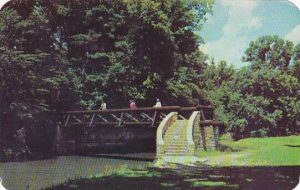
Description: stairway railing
186,111,201,156
156,112,177,159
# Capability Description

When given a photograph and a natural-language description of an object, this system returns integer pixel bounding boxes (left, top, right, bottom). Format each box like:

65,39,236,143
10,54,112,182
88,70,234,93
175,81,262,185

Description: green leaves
0,0,215,149
243,35,295,71
202,36,300,139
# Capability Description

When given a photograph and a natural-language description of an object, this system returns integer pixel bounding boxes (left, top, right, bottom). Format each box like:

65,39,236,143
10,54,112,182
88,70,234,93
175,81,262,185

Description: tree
0,6,77,158
242,35,294,71
42,0,214,108
290,44,300,80
204,36,300,139
0,0,214,159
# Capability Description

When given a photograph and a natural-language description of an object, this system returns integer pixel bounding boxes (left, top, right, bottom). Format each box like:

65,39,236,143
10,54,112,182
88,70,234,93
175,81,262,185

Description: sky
199,0,300,68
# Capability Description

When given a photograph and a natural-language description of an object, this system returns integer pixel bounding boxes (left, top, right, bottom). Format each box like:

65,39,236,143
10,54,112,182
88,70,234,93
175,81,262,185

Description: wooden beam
151,111,158,127
64,114,70,126
89,113,95,126
140,113,153,121
96,114,108,122
110,113,121,122
118,112,124,127
124,113,139,122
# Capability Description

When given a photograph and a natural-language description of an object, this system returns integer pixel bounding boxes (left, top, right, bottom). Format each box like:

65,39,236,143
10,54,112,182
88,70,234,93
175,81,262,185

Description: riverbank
196,135,300,166
0,156,149,190
1,136,299,190
43,135,300,190
44,165,300,190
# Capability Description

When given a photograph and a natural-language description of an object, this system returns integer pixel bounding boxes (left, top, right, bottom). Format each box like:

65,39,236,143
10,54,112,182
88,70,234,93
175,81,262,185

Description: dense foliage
201,36,300,139
0,0,299,160
0,0,213,158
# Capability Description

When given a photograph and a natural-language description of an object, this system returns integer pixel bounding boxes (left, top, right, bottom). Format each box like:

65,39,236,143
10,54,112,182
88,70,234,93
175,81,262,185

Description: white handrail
186,111,200,155
156,112,177,158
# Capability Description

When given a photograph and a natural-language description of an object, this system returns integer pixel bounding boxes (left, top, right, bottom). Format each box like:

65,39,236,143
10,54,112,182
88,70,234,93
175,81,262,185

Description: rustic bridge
59,105,224,159
62,105,223,128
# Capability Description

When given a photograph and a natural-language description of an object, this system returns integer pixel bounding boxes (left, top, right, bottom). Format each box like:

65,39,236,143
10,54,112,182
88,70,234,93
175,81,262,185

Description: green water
0,156,148,190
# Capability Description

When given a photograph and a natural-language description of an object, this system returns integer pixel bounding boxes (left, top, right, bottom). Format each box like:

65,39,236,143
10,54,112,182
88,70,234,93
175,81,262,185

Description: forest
0,0,299,160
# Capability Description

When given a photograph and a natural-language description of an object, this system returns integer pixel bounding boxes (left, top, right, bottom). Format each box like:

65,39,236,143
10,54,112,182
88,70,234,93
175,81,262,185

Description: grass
91,163,160,178
196,135,300,166
0,156,149,190
192,181,227,187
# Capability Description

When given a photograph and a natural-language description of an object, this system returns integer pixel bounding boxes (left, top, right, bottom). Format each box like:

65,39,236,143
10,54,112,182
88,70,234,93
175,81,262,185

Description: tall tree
242,35,294,71
204,36,300,139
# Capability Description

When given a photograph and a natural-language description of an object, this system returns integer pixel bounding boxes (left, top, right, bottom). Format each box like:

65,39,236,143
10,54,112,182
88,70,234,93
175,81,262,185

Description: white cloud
287,0,300,11
285,24,300,44
0,0,11,9
200,0,262,67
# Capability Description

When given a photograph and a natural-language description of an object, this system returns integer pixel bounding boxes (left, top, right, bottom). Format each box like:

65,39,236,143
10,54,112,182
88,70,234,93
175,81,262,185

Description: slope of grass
196,135,300,166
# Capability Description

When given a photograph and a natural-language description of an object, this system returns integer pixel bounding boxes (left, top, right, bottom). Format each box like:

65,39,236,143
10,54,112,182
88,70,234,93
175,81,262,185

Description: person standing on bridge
153,98,162,108
100,101,107,110
129,100,137,109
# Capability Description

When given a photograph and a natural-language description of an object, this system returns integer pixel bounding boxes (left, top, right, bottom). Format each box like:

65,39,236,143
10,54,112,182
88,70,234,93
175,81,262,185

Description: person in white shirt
154,99,162,108
100,102,107,110
0,177,7,190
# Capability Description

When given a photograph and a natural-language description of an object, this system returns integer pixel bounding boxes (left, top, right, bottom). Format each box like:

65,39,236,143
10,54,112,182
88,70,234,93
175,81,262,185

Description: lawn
42,136,300,190
196,135,300,166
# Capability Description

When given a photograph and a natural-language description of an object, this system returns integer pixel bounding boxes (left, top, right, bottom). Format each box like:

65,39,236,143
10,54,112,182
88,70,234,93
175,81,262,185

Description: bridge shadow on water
46,165,300,190
86,153,155,162
77,140,156,162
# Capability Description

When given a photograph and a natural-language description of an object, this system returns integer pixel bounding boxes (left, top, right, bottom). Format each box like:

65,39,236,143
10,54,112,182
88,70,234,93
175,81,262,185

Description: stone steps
164,137,187,142
164,151,189,156
164,147,188,152
162,120,190,157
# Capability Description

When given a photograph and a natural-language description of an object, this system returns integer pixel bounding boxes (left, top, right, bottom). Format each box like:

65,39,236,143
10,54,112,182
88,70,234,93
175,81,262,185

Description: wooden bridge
58,105,224,158
62,105,223,128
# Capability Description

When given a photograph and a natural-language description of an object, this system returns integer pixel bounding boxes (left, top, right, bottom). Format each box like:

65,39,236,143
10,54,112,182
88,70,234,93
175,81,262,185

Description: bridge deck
62,105,223,128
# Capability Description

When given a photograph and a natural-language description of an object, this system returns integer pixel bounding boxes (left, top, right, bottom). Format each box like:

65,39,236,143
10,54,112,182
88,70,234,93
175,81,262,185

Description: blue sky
199,0,300,68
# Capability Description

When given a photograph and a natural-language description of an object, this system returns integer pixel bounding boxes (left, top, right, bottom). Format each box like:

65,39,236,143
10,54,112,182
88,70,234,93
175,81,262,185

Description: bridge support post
199,126,206,151
74,126,82,153
54,123,66,154
151,111,158,127
212,126,219,149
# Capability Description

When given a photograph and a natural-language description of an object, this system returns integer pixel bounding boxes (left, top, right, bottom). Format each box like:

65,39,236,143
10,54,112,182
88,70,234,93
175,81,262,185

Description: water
0,156,148,190
0,156,299,190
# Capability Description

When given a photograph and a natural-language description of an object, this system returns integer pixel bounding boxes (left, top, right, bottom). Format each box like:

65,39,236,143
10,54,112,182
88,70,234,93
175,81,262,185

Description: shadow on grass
44,166,300,190
84,153,155,162
284,144,300,148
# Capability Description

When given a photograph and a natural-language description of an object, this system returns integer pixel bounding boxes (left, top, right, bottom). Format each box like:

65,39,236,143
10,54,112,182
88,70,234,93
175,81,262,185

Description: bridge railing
62,105,216,127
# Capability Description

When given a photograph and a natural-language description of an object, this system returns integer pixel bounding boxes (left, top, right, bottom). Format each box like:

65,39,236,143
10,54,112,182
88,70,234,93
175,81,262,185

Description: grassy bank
196,135,300,166
44,163,300,190
43,136,300,190
0,156,149,190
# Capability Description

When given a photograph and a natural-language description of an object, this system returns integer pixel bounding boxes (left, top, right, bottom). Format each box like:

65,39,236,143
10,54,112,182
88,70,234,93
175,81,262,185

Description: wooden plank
65,106,183,114
64,114,71,126
160,113,167,117
200,110,206,120
124,113,139,122
96,114,108,122
89,113,95,126
151,111,158,127
72,115,83,123
200,120,224,126
118,112,124,127
140,113,153,121
110,113,121,122
178,115,186,120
